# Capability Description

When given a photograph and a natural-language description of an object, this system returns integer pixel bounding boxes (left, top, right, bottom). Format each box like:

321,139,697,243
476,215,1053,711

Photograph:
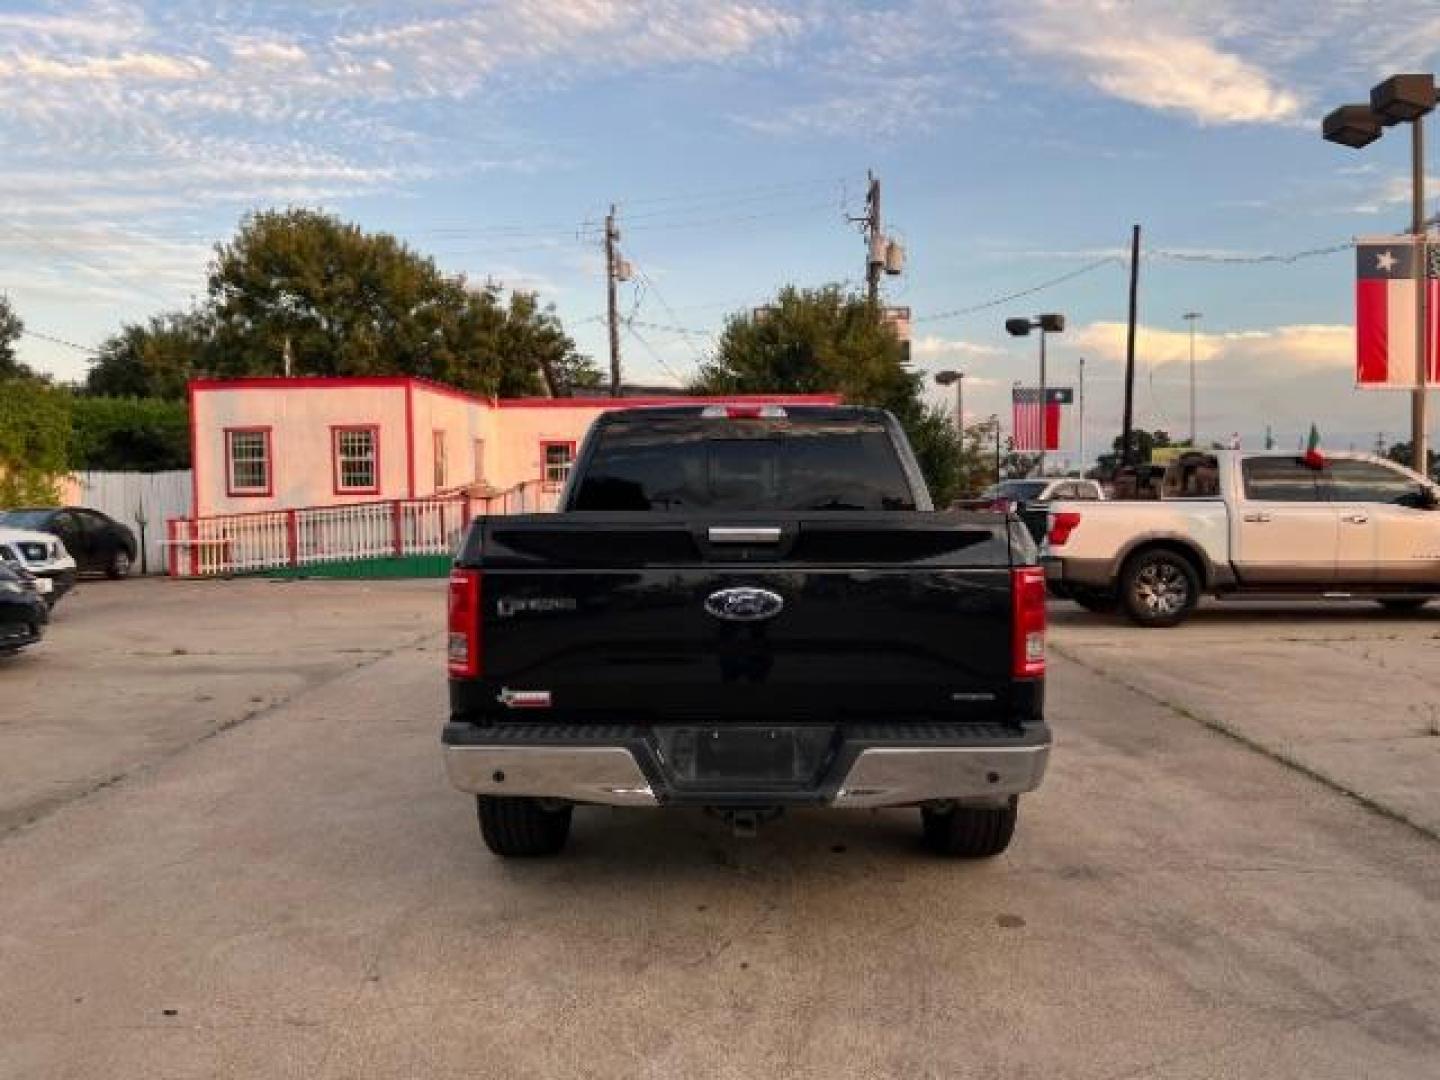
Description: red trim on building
404,381,416,498
540,439,578,492
329,424,382,496
188,374,481,405
223,426,274,498
187,381,199,517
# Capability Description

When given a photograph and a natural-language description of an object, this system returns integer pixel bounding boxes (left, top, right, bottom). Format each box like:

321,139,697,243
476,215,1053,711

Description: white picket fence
166,480,558,577
62,470,193,575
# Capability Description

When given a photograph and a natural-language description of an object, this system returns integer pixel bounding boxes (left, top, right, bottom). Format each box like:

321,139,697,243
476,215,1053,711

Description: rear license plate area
654,726,835,789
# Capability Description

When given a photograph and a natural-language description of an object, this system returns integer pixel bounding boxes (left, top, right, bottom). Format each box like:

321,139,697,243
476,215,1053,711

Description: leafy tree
695,284,973,497
86,308,213,400
0,379,71,505
0,295,29,380
70,397,190,471
205,208,597,396
696,285,917,414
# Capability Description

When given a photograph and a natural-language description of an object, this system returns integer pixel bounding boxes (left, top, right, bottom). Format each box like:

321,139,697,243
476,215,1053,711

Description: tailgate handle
708,526,783,544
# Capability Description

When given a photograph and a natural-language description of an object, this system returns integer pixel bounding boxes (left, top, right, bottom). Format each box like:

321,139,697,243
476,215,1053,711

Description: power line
21,328,101,354
916,256,1123,324
625,323,687,385
1146,243,1350,265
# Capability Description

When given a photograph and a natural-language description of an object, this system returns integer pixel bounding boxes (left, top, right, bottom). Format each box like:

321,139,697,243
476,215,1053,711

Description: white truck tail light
701,404,788,419
447,569,482,677
1049,511,1082,547
1011,566,1046,679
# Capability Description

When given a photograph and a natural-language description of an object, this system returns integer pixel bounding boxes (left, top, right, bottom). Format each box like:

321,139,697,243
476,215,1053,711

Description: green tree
205,208,597,396
696,285,917,413
0,295,29,380
1382,440,1439,479
1093,428,1172,477
695,284,971,499
70,397,190,471
0,379,71,505
86,308,213,400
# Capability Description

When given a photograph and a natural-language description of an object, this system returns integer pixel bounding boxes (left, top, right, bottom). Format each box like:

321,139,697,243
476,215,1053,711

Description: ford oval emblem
704,586,784,622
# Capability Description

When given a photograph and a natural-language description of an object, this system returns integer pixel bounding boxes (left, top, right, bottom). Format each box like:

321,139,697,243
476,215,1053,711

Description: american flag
1355,236,1440,389
1011,387,1071,451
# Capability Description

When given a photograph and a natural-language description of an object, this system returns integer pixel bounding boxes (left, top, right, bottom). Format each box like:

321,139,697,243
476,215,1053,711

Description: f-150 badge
704,587,784,622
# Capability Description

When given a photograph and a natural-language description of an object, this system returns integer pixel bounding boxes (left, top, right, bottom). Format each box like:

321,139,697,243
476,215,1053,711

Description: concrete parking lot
2,581,1439,1078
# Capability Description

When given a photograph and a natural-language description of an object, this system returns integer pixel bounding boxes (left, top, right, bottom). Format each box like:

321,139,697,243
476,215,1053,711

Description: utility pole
865,172,882,304
1121,224,1141,465
605,204,622,397
1078,356,1086,473
1183,311,1202,445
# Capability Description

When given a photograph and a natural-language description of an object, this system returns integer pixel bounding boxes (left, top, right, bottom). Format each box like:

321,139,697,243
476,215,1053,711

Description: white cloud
912,335,1006,361
1006,2,1301,125
1070,321,1351,370
0,49,208,81
227,38,307,66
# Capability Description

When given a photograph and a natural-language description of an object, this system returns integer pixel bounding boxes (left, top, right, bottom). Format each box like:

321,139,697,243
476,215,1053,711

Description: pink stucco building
187,376,839,518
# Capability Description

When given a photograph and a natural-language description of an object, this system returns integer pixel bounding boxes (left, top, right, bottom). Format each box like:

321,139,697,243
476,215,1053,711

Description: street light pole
1038,328,1048,477
1183,311,1202,446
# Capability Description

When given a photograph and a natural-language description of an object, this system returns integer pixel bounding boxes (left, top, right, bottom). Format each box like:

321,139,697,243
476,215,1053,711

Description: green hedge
0,379,72,505
70,396,190,472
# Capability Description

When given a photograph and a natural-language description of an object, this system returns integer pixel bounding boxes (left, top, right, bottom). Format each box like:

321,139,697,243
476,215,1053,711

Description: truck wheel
1119,549,1198,628
476,796,572,857
921,798,1017,858
107,551,132,580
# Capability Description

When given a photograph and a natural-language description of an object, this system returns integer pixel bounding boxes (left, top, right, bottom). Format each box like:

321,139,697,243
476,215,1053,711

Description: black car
0,507,138,579
0,564,48,655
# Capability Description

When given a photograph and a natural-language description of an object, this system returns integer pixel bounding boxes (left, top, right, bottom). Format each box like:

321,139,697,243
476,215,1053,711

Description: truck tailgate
453,512,1021,724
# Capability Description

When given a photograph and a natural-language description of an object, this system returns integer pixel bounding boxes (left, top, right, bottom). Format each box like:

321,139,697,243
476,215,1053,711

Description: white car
1043,450,1440,626
0,527,78,607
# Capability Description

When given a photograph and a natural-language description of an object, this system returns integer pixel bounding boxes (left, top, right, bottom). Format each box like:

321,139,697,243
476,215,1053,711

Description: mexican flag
1303,423,1325,469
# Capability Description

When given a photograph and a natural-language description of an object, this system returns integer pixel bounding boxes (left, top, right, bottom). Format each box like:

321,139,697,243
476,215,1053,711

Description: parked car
982,477,1104,544
1043,450,1440,627
0,527,78,605
442,404,1051,858
0,507,137,579
0,563,48,655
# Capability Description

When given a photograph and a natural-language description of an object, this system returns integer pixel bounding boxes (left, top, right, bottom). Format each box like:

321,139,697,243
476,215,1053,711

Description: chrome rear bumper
443,739,1050,809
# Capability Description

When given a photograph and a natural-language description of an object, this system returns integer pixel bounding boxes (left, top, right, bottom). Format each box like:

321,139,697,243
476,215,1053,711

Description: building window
542,440,576,490
225,428,272,496
332,426,379,494
433,430,448,490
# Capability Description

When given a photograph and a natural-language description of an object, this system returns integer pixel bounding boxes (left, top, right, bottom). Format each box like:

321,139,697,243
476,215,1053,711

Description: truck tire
1377,598,1430,614
1119,549,1198,628
921,797,1017,858
476,796,572,857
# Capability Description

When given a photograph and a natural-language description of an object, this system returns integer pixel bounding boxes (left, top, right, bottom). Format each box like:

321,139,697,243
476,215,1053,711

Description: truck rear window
571,417,918,511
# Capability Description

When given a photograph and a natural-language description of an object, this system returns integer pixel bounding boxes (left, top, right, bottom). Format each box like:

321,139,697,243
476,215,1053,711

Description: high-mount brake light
447,569,482,678
700,404,788,420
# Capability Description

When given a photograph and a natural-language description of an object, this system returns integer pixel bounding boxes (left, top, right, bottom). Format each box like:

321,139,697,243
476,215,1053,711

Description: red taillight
447,569,482,678
701,404,788,420
1011,566,1046,679
1049,511,1081,547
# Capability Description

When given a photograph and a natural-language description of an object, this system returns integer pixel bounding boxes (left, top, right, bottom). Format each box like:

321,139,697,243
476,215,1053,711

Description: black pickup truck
443,404,1051,858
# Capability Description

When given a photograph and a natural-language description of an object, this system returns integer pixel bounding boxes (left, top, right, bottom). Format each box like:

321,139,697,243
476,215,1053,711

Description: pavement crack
0,629,439,846
1051,643,1440,847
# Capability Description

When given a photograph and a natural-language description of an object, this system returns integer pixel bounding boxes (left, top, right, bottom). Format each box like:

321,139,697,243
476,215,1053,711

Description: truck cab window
1241,457,1323,502
1326,459,1431,505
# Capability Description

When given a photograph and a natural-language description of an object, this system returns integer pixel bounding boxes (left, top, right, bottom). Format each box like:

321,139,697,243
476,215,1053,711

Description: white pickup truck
1043,450,1440,626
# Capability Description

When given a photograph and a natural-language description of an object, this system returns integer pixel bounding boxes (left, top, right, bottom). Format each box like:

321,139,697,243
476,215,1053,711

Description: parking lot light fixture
1006,313,1066,476
1322,73,1437,474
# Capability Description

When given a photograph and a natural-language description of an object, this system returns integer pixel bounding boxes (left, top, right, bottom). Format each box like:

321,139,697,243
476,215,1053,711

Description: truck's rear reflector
701,404,788,420
1011,566,1046,679
447,569,482,678
1049,511,1081,546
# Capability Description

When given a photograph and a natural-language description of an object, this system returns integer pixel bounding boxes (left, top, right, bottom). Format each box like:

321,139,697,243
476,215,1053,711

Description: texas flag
1355,236,1440,388
1011,387,1072,451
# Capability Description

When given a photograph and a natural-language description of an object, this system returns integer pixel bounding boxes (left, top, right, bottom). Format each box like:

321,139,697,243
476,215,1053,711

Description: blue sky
4,0,1440,463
